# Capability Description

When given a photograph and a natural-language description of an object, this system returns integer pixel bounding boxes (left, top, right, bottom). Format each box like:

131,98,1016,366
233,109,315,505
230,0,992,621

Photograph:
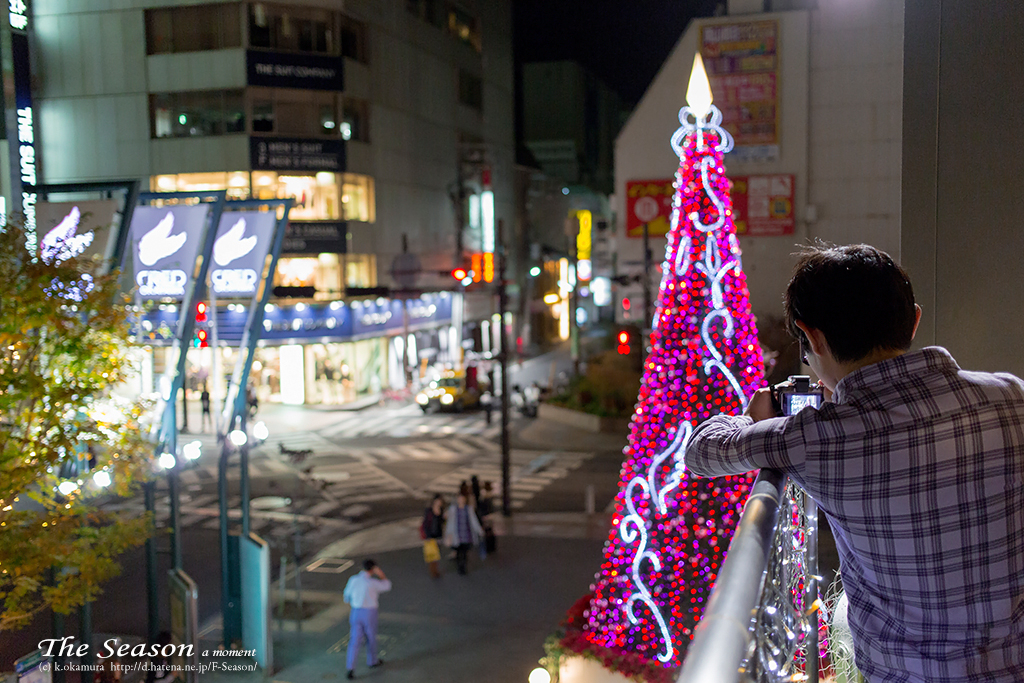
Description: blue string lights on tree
574,54,765,677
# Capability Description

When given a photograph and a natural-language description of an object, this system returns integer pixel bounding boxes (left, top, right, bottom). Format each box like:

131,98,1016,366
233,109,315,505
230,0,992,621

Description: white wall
614,0,904,324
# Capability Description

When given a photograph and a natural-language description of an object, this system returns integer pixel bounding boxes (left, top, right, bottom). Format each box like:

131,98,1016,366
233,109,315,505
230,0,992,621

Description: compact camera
771,375,825,417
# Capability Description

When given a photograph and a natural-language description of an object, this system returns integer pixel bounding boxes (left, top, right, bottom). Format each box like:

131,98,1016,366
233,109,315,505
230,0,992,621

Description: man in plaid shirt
686,244,1024,682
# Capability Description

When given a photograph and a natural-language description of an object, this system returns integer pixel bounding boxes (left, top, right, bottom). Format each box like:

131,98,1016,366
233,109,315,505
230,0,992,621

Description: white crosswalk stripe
418,449,592,509
317,407,509,440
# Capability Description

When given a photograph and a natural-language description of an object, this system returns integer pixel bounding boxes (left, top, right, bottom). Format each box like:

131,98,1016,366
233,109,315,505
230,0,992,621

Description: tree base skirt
559,655,636,683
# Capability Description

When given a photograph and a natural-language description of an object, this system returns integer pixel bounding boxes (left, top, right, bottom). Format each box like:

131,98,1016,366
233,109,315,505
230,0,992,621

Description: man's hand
744,387,777,422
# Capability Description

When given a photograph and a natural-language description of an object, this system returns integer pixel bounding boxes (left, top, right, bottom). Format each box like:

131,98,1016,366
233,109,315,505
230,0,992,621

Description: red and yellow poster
730,174,795,236
701,20,779,160
625,179,674,238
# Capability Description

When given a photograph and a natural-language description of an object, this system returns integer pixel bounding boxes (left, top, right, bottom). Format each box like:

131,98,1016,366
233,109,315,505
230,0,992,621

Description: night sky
513,0,720,105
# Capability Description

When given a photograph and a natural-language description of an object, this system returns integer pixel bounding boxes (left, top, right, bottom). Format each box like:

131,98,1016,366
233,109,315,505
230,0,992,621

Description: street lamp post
498,219,512,517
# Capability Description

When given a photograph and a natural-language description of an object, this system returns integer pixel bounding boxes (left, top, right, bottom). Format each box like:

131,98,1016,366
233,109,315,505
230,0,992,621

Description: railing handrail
677,468,789,683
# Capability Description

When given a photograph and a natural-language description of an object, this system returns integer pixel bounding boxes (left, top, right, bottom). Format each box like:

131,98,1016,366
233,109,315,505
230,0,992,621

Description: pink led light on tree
576,54,764,675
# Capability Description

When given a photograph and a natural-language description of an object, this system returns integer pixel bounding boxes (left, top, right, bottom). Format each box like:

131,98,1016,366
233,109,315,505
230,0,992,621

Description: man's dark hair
784,244,916,363
363,559,377,572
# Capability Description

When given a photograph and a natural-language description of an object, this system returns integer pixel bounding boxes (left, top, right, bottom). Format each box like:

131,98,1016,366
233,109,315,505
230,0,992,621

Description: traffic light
617,329,631,355
194,329,208,348
195,301,207,323
451,266,469,281
622,297,631,320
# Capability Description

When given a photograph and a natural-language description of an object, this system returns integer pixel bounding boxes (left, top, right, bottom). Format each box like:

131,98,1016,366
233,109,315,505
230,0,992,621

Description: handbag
422,538,441,563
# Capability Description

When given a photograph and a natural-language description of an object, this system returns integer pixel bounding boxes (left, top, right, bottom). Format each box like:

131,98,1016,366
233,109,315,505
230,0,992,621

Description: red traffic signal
197,329,208,348
196,301,207,322
452,267,469,281
617,330,631,355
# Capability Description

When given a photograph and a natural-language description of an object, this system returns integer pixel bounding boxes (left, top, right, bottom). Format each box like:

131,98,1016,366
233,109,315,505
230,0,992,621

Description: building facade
24,0,514,404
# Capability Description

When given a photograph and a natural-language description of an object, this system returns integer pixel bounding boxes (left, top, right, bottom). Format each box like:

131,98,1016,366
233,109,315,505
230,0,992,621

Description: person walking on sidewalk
444,493,483,575
200,384,212,433
421,494,446,578
343,559,392,679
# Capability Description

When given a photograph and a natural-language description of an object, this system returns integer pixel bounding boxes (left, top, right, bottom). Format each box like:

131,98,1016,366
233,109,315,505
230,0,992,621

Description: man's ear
794,320,829,357
911,304,922,340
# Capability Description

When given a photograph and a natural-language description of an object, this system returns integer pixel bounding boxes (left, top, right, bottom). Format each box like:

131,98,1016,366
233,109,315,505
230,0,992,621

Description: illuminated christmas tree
576,54,764,675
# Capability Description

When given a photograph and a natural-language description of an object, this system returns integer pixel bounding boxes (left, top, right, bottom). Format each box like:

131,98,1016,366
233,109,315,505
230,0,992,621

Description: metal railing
677,469,820,683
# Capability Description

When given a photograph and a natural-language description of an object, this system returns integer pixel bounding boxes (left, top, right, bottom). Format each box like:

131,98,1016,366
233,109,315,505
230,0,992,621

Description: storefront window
341,173,375,222
251,171,340,220
150,171,251,200
274,254,342,297
343,254,377,288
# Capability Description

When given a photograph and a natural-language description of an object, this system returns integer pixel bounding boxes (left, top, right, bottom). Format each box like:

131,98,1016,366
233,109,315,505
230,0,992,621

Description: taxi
415,371,480,413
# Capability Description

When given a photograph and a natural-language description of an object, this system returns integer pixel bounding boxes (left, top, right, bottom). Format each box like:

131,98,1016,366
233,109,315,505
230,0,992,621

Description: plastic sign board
36,200,119,267
730,174,795,236
127,205,210,299
210,211,276,297
626,179,674,238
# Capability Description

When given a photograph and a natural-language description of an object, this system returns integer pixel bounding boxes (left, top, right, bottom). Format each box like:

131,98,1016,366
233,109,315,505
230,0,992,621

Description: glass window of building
446,5,481,51
458,70,483,111
150,172,251,200
146,4,242,55
249,88,339,137
343,254,377,288
252,171,342,221
340,15,368,63
341,99,369,142
273,254,342,298
151,90,245,138
340,173,375,223
249,3,338,55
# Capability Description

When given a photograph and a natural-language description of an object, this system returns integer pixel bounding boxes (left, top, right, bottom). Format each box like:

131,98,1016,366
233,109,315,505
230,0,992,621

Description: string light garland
572,55,764,674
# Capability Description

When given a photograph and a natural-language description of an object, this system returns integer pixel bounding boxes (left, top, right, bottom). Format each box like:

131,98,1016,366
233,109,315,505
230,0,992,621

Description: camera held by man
770,375,825,417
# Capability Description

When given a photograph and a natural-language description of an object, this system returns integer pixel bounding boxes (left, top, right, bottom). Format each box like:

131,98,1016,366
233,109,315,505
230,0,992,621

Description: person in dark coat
420,494,445,578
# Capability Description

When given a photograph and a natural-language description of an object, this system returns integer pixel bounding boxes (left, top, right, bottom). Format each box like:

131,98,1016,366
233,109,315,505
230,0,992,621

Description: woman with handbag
420,494,446,578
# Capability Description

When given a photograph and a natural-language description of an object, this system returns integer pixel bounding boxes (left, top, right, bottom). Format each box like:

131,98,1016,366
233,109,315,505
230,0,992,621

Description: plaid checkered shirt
686,347,1024,682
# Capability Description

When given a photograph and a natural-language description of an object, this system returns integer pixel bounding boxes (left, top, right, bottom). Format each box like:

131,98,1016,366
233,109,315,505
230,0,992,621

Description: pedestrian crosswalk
418,447,593,510
317,404,509,440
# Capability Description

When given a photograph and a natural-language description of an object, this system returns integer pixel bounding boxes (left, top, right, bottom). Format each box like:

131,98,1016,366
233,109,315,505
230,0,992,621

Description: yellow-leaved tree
0,218,154,631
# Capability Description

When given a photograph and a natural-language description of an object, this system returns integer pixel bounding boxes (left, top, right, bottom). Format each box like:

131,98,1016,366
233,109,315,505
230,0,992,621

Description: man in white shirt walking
343,559,392,679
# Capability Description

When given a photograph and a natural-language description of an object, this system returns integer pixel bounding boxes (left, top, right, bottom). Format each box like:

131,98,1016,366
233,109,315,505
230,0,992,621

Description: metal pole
498,219,512,517
51,608,65,683
278,555,286,632
79,601,93,668
643,222,652,354
218,433,231,648
805,496,820,683
144,480,159,642
167,396,183,571
240,410,250,538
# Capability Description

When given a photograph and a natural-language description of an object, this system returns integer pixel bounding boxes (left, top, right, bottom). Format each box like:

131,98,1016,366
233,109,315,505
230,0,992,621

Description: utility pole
498,219,512,517
642,222,653,356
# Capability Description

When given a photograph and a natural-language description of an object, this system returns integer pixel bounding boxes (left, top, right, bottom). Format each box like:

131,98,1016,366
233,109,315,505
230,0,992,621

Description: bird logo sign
138,211,188,266
213,218,258,266
135,210,191,297
40,206,94,263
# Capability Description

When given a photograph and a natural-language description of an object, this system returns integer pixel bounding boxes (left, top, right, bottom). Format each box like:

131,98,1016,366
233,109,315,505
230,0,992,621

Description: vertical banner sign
625,179,675,238
9,0,37,249
210,211,276,297
701,20,779,161
730,174,795,236
127,205,210,300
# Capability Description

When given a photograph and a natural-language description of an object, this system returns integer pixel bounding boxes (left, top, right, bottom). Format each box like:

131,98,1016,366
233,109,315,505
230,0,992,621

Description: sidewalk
199,513,611,683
